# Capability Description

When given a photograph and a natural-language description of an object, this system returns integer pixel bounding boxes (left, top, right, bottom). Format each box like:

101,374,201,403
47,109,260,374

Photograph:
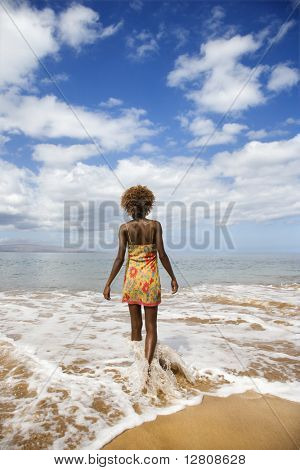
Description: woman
103,185,178,379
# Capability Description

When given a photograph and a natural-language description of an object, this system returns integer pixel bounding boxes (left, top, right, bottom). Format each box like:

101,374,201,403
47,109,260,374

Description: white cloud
211,5,225,21
0,90,158,152
270,19,296,45
0,2,122,89
285,117,300,126
98,20,124,39
246,128,288,139
41,72,69,85
0,134,10,150
167,34,260,87
99,97,124,108
209,134,300,222
165,137,177,147
129,0,143,12
202,5,226,37
57,4,123,48
0,158,35,228
126,24,165,61
172,26,189,49
167,34,266,114
246,129,268,139
212,134,300,178
0,1,58,89
32,143,99,168
267,64,299,92
1,133,299,230
179,116,247,147
137,142,160,153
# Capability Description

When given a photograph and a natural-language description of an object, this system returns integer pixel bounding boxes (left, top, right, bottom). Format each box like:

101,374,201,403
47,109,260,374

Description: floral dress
122,242,161,306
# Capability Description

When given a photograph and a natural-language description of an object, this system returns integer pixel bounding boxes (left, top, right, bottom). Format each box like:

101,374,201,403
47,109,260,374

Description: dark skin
103,218,178,380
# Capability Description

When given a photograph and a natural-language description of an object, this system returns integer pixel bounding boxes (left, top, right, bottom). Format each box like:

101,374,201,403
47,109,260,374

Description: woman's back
125,219,157,245
122,218,161,306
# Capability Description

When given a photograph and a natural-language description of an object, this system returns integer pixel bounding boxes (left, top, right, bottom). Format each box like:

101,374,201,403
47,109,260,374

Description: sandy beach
102,391,300,450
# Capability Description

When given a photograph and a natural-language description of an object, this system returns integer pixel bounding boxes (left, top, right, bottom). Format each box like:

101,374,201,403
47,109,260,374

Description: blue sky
0,0,299,251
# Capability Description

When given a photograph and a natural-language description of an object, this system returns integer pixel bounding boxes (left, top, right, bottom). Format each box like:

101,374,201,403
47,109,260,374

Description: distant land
0,243,93,253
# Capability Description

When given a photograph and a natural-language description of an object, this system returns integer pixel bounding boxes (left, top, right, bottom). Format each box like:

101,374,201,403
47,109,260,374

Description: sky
0,0,299,252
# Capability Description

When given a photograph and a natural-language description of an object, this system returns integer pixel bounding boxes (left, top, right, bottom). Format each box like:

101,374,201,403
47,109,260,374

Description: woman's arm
155,221,178,293
103,224,127,300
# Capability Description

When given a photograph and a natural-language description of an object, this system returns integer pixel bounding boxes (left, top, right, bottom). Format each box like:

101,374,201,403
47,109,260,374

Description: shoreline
101,391,300,450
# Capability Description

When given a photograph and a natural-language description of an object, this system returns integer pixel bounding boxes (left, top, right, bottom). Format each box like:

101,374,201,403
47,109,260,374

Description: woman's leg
129,303,142,341
144,306,158,365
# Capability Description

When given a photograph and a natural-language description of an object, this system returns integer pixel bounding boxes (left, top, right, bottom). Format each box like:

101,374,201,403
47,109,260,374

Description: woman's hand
171,278,178,294
103,284,111,300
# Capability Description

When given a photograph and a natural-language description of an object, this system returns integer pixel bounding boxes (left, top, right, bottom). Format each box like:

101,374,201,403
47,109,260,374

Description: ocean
0,252,299,449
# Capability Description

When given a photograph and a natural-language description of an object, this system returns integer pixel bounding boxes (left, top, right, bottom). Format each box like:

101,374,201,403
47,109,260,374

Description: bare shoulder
119,222,128,232
147,219,159,226
153,220,162,229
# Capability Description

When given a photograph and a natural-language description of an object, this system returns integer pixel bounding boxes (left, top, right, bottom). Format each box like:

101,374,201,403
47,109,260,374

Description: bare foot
141,363,151,393
145,364,151,385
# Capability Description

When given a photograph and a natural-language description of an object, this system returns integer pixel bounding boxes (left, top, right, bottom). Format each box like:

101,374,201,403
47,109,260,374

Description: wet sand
101,391,300,450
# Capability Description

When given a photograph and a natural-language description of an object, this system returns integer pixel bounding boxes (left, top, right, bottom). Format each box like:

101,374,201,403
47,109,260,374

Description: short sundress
121,225,161,307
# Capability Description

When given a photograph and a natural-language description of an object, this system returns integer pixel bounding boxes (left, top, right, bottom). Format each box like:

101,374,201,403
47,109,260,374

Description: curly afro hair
121,185,155,218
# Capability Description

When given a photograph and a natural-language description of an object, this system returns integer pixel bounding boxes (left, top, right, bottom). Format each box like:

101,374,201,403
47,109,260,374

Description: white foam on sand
0,283,299,449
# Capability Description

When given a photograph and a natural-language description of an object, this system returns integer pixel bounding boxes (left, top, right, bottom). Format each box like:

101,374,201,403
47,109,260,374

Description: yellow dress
122,243,161,306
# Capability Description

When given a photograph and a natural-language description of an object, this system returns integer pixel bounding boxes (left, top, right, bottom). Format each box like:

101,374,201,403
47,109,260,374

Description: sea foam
0,283,299,449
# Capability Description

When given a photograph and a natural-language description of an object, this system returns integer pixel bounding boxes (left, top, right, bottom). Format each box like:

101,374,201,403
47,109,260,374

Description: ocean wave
0,285,299,449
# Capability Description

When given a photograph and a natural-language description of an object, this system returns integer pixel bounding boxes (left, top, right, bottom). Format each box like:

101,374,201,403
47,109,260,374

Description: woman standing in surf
103,185,178,379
